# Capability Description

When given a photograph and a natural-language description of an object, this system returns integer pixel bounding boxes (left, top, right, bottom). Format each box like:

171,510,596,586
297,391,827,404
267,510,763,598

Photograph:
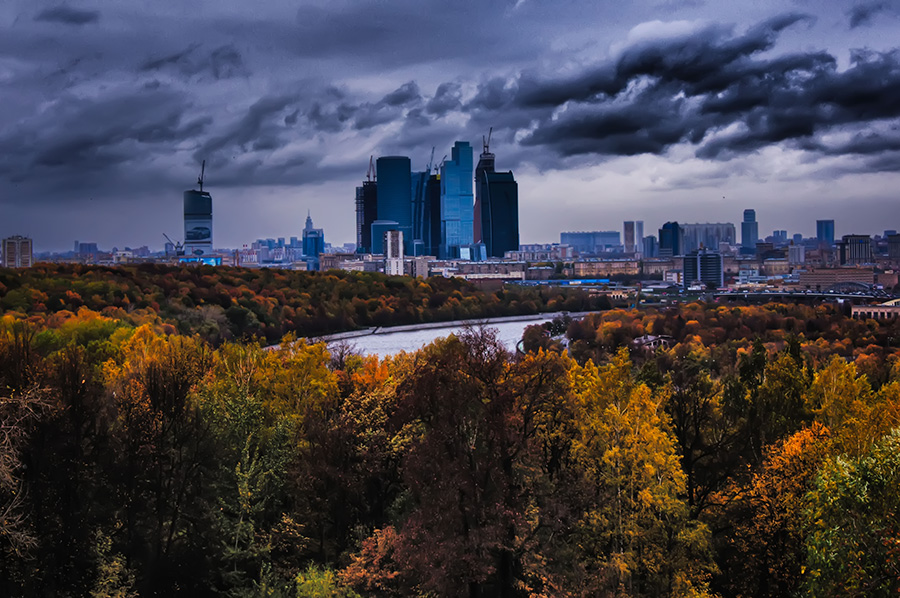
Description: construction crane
197,159,206,192
163,233,184,257
425,146,435,174
482,126,493,154
366,156,376,182
437,154,447,174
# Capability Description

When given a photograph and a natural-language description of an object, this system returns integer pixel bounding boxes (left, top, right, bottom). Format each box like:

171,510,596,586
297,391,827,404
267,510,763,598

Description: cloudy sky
3,0,900,251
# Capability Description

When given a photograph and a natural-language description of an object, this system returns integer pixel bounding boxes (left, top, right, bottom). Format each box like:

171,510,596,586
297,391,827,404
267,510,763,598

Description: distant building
816,219,835,247
355,177,377,254
377,156,413,253
624,221,636,253
411,170,429,254
302,212,325,271
642,235,659,258
370,220,399,255
658,222,682,258
560,231,621,254
440,141,475,258
888,234,900,259
741,209,758,252
184,188,213,257
475,141,519,258
384,229,404,276
683,248,723,288
460,243,488,261
423,173,442,257
788,243,806,265
2,235,33,268
681,223,736,253
837,234,873,265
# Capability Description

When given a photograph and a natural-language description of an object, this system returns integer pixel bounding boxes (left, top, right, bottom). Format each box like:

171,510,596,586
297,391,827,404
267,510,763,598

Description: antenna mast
197,159,206,192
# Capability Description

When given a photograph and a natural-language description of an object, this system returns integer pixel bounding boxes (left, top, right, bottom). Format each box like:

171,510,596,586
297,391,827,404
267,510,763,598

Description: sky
3,0,900,251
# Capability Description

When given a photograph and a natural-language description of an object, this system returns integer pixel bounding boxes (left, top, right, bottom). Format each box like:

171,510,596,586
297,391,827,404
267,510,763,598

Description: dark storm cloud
197,94,298,163
847,0,891,28
426,82,463,116
0,83,209,192
140,44,247,80
34,6,100,26
464,12,900,168
381,81,422,107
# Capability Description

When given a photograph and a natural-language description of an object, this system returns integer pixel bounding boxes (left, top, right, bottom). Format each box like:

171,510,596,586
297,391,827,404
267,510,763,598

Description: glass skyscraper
376,156,413,253
817,219,835,247
741,209,758,251
440,141,474,259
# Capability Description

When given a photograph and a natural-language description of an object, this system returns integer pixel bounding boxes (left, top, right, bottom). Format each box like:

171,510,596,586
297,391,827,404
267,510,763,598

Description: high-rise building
384,229,404,276
411,170,429,254
888,234,900,259
816,219,835,247
440,141,474,259
741,209,758,252
423,173,441,257
681,223,736,252
683,248,723,288
635,221,644,249
624,221,635,253
376,156,413,253
302,212,325,270
659,222,682,258
789,243,806,264
2,235,33,268
184,189,212,257
642,235,658,258
837,234,873,265
560,231,621,254
370,220,399,254
474,139,519,258
355,181,377,254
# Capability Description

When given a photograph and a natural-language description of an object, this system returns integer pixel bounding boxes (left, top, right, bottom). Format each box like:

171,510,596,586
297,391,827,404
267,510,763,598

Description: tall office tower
658,222,682,258
816,219,835,247
888,234,900,259
411,170,429,254
624,221,636,253
184,163,213,257
424,173,441,256
376,156,413,252
642,235,658,258
384,229,404,276
789,243,806,264
2,235,33,268
741,209,758,252
837,234,873,265
635,221,644,249
440,141,474,259
683,248,723,288
302,212,325,270
355,158,378,253
681,223,737,252
474,136,519,258
773,230,788,244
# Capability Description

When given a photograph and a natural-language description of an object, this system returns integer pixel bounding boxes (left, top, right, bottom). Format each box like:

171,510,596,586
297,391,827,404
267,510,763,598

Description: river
312,312,584,357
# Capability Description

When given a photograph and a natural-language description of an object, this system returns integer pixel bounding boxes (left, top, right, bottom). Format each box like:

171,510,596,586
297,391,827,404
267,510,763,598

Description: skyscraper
355,177,377,254
440,141,474,259
741,209,758,252
376,156,413,252
474,138,519,258
411,170,429,254
683,248,724,288
184,175,212,257
816,219,835,247
302,212,325,270
635,221,644,249
658,222,682,258
424,173,441,256
624,221,636,253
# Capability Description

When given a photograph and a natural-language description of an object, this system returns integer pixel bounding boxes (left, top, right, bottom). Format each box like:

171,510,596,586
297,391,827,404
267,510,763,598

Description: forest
1,282,900,596
0,264,610,343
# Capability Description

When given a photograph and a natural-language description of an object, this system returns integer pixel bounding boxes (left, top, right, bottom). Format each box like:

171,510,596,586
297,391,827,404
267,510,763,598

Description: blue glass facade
376,157,412,252
440,141,474,259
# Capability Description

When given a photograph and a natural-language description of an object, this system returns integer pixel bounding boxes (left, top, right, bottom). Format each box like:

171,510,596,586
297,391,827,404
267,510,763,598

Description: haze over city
3,0,900,250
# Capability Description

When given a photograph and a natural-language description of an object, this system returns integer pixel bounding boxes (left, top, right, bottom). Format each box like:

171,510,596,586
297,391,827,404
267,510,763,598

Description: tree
804,429,900,597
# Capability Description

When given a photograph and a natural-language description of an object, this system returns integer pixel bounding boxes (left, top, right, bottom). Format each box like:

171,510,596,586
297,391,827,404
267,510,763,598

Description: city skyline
3,1,900,250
